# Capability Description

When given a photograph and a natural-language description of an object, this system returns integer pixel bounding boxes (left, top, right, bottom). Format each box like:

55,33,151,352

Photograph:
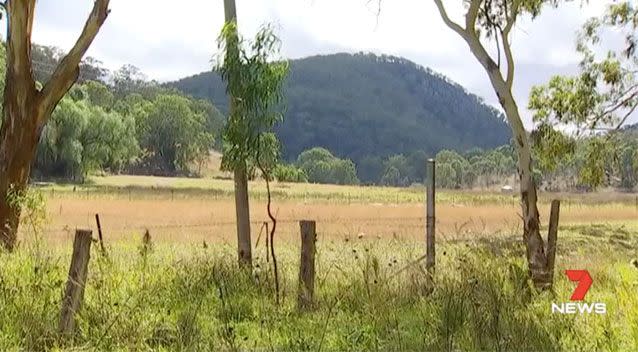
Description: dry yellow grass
20,175,635,246
34,193,637,246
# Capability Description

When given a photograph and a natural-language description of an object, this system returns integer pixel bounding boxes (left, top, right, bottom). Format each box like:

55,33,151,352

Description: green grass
32,174,638,206
1,227,637,351
7,176,637,350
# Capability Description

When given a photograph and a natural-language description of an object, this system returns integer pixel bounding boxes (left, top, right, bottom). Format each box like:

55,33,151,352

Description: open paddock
24,175,638,246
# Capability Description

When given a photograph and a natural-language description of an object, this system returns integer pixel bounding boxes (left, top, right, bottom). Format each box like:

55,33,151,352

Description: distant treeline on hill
170,52,512,163
4,43,636,191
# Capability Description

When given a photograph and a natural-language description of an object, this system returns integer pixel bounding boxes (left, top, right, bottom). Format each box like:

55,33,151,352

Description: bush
272,164,308,183
297,147,359,185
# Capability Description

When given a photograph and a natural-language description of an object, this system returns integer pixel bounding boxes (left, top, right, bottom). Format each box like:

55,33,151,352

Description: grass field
2,175,638,351
28,175,638,246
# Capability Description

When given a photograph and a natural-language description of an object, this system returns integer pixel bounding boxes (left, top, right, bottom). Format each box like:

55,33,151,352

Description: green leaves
530,1,638,132
33,81,220,179
530,123,576,173
527,1,638,190
528,74,603,129
35,95,139,179
253,132,281,180
216,23,288,172
135,94,214,173
272,164,308,183
297,147,359,185
578,137,612,188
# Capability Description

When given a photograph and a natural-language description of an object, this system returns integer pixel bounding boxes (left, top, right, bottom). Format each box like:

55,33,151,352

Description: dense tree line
171,52,512,164
282,144,514,188
354,145,517,188
34,90,138,181
31,80,224,180
4,43,636,191
532,125,638,192
293,128,637,191
0,43,225,180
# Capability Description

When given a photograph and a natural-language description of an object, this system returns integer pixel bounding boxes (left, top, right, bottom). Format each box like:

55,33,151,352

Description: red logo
565,270,593,301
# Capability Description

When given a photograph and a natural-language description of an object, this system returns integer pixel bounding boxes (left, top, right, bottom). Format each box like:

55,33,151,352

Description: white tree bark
433,0,552,287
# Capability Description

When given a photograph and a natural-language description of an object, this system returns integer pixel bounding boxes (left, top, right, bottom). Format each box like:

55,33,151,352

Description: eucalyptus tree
432,0,561,288
529,1,638,189
0,0,111,250
217,4,288,265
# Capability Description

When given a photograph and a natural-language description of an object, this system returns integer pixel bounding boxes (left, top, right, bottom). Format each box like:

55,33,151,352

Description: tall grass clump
0,234,636,351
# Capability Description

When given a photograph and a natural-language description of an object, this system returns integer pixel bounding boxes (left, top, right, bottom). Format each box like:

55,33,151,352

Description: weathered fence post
426,159,436,274
546,199,561,286
298,220,316,310
59,229,93,336
94,214,106,256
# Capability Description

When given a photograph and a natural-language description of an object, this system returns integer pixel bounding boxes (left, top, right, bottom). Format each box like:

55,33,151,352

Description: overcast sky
8,0,627,127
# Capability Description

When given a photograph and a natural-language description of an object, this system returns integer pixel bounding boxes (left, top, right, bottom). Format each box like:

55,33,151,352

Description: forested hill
170,53,511,162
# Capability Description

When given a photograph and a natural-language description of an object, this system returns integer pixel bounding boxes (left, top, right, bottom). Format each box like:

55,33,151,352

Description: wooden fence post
546,199,561,286
59,229,93,336
426,159,436,274
298,220,316,310
95,214,106,256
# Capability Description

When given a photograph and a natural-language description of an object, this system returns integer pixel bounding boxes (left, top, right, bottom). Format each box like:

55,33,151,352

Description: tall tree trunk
496,86,550,289
234,162,252,266
0,0,110,250
224,0,252,266
0,0,38,249
470,46,551,289
0,103,42,249
433,0,556,288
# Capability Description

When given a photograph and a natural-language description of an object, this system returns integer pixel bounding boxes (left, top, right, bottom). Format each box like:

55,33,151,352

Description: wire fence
37,184,638,209
41,216,428,233
37,213,524,249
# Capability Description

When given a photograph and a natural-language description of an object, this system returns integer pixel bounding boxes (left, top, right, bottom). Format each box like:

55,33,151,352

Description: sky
6,0,628,127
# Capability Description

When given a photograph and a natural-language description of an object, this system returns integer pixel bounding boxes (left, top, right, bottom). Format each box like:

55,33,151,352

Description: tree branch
613,101,638,131
502,0,520,36
465,0,481,34
495,30,501,69
599,87,638,119
434,0,502,84
367,0,382,26
433,0,468,39
502,0,520,90
502,30,515,90
39,0,110,123
255,136,280,305
480,0,502,69
591,91,638,132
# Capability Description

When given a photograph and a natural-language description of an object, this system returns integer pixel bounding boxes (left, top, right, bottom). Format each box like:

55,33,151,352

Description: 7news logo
551,270,607,314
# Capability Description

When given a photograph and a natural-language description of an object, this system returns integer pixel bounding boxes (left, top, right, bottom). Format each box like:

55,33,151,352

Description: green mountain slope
170,52,511,162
